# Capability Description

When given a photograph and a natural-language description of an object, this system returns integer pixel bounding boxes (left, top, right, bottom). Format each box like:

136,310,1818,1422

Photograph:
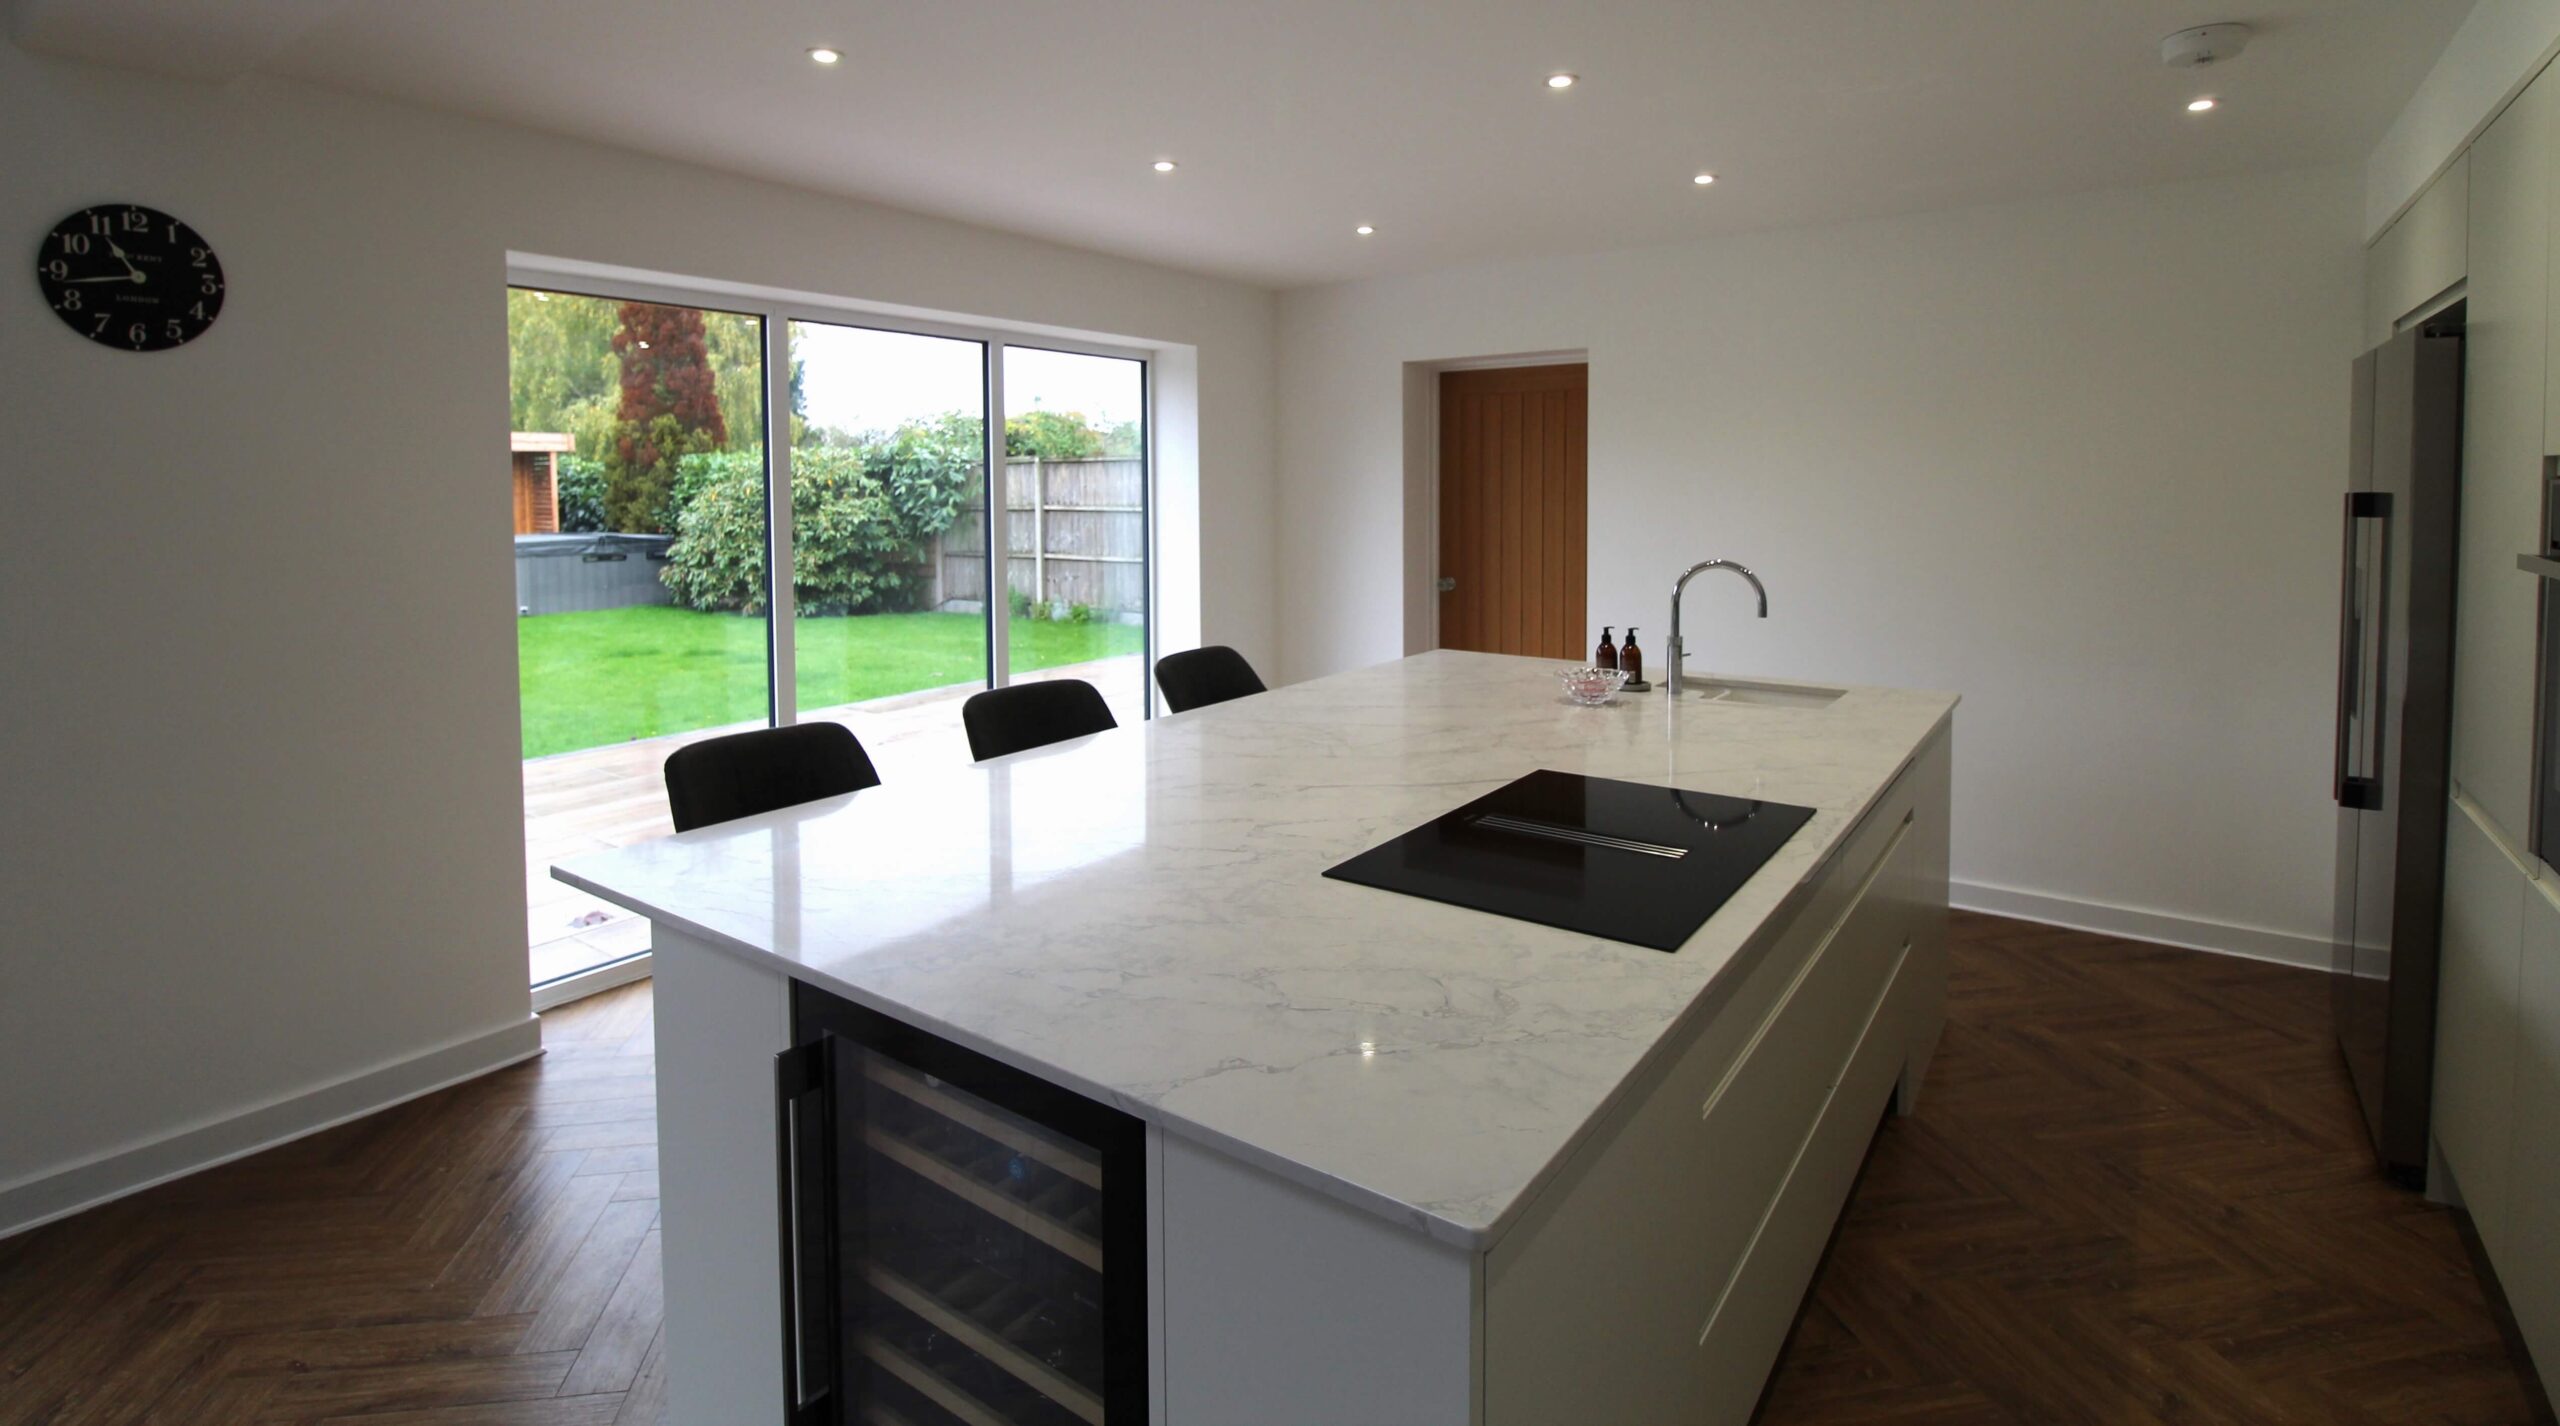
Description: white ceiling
13,0,2471,287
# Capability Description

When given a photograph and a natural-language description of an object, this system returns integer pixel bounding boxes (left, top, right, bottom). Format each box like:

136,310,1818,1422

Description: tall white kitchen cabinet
2449,65,2551,849
2515,44,2560,1385
2512,880,2560,1374
2365,152,2467,349
2414,50,2560,1391
2437,800,2525,1241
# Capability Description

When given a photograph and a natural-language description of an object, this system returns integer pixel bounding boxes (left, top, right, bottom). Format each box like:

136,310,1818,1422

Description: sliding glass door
508,279,1155,995
1001,347,1151,723
787,321,992,771
508,287,770,991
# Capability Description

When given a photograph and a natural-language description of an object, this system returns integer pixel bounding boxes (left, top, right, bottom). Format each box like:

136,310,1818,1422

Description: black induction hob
1322,769,1815,952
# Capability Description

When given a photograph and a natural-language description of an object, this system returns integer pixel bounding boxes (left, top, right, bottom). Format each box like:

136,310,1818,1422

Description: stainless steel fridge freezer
2332,320,2464,1185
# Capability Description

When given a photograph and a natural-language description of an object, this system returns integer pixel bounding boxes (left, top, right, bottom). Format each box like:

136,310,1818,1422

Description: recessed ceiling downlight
1546,73,1577,90
807,46,841,64
1356,225,1376,236
1692,172,1717,186
1152,159,1178,173
2187,97,2217,113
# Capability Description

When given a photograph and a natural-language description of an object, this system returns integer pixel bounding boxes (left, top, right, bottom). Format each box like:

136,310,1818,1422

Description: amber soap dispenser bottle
1594,627,1617,670
1620,628,1643,683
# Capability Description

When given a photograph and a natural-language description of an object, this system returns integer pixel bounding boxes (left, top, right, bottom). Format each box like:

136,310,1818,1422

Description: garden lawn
518,605,1144,759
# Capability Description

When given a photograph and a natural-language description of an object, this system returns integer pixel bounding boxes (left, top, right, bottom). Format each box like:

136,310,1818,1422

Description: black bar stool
663,722,881,832
962,680,1117,761
1154,645,1266,714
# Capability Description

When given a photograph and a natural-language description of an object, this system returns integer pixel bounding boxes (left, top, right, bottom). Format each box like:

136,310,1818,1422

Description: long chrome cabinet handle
775,1039,838,1424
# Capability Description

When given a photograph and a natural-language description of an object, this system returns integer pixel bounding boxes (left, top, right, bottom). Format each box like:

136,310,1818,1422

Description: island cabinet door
1480,726,1948,1426
780,982,1151,1426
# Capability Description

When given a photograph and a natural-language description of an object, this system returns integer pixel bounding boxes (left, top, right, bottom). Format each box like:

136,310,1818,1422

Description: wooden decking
523,655,1146,986
2,913,2545,1423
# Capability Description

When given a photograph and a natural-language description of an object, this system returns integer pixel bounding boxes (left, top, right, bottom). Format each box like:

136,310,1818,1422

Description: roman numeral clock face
36,205,224,351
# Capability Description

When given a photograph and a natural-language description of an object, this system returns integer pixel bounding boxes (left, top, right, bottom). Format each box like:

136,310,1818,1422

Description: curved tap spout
1668,560,1768,697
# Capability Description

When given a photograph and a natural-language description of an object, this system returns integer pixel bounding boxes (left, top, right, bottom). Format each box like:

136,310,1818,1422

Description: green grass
518,605,1143,759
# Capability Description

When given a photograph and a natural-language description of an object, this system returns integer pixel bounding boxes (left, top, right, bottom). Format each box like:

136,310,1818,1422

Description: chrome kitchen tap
1667,559,1768,696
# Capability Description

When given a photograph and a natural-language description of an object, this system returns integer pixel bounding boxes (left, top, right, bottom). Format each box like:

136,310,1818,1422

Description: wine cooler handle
776,1040,837,1425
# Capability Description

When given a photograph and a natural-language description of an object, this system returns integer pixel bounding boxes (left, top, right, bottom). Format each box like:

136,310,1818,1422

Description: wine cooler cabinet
777,982,1149,1425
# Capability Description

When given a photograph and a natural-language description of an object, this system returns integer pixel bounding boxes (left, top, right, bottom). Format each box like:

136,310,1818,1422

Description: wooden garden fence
932,457,1145,619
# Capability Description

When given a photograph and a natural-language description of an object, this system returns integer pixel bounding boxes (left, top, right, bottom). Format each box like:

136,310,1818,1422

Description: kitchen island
556,650,1956,1425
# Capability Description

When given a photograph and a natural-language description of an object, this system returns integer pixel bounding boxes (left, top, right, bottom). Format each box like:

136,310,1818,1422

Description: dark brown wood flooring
0,914,2544,1423
0,983,666,1425
1760,914,2544,1426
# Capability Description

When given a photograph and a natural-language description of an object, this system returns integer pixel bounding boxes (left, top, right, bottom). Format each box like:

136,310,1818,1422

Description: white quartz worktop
556,651,1956,1251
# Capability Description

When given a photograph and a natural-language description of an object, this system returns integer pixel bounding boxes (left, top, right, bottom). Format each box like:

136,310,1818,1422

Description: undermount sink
1678,677,1846,709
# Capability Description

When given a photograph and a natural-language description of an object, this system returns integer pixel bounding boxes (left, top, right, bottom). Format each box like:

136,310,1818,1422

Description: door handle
2334,491,2388,809
1436,576,1457,593
775,1041,836,1424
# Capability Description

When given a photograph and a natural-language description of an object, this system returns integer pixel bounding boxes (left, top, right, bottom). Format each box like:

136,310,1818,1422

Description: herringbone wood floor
0,984,667,1425
1761,914,2546,1426
0,914,2545,1424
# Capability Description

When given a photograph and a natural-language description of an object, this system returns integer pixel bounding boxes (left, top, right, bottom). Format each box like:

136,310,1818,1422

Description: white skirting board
1952,879,2331,971
0,1015,542,1240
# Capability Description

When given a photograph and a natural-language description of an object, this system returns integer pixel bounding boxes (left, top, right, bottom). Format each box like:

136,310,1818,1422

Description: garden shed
510,431,573,534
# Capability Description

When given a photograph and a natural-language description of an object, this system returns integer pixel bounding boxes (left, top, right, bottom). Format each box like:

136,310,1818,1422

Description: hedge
659,416,980,616
555,454,607,533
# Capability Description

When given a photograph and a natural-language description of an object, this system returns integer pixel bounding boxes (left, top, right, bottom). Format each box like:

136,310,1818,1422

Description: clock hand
63,273,146,283
101,235,145,278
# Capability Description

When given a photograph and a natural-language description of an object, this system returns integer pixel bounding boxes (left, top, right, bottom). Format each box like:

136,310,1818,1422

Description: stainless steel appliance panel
2331,323,2464,1184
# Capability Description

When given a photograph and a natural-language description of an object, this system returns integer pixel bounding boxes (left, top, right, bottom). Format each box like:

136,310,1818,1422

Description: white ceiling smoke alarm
2160,24,2252,69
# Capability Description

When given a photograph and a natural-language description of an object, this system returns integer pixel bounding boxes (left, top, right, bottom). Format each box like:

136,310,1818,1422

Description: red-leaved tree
602,302,729,532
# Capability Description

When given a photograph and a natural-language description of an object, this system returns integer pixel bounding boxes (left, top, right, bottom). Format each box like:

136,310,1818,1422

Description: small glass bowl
1560,666,1630,706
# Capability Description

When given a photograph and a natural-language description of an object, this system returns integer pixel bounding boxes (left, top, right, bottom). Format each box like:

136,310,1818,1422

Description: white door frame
1404,349,1589,657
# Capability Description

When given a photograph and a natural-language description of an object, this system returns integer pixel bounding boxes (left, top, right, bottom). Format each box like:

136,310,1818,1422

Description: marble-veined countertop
556,651,1956,1251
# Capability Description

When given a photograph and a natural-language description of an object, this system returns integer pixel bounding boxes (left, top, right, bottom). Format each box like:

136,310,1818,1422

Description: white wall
1276,166,2363,959
0,44,1277,1232
2364,0,2560,241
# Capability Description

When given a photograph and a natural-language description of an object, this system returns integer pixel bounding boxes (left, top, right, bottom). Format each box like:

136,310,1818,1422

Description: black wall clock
35,204,225,352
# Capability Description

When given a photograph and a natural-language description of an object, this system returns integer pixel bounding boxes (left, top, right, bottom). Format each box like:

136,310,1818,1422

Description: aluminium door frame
998,340,1157,716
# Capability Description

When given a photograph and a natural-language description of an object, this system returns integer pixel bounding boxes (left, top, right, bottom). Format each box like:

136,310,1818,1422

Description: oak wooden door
1438,364,1587,657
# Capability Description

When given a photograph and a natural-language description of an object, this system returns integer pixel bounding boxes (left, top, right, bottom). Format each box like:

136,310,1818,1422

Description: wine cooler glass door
787,984,1149,1426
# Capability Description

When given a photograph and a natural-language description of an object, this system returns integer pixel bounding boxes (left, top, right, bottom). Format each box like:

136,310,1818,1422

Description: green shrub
554,455,607,533
606,412,720,534
1005,409,1104,460
1067,602,1095,625
871,415,979,537
1008,588,1038,621
657,453,771,612
789,447,925,615
666,447,730,525
660,418,981,616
